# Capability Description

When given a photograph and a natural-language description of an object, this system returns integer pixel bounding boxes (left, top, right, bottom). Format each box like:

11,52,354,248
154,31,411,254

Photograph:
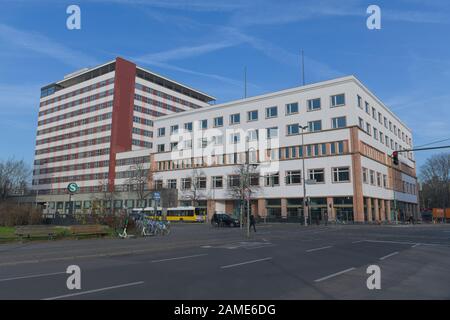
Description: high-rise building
32,57,215,212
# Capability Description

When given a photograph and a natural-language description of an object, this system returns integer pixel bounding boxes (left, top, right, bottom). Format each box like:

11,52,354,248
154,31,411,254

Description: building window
265,106,278,118
307,98,321,111
365,101,370,114
359,117,364,129
181,178,192,190
321,143,327,155
366,123,372,135
330,142,336,154
230,133,240,144
369,170,375,185
154,180,163,189
247,110,258,122
337,141,344,154
212,135,223,145
157,144,165,152
195,177,207,189
200,119,208,129
170,125,179,134
331,94,345,107
212,176,223,189
333,167,350,182
291,146,297,158
264,172,280,186
228,175,240,188
309,168,325,183
286,170,302,185
157,127,165,137
286,102,299,115
267,127,278,139
230,113,240,125
287,124,299,135
377,172,382,187
214,116,223,127
357,95,362,108
184,122,193,132
170,142,178,151
308,120,322,132
374,127,378,140
372,107,377,120
247,130,258,141
199,138,208,148
362,168,368,184
168,179,177,189
331,116,347,129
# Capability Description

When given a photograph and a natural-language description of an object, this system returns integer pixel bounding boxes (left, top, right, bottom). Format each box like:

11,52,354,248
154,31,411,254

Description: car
211,213,240,227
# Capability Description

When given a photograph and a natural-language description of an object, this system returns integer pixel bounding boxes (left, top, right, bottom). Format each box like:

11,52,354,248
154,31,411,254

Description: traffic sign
153,192,161,200
67,182,79,194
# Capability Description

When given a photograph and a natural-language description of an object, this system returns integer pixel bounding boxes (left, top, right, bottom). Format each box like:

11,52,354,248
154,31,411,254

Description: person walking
249,214,256,232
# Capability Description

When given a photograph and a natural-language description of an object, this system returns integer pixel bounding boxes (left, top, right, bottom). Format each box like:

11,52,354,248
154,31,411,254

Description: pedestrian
324,211,328,226
249,214,256,232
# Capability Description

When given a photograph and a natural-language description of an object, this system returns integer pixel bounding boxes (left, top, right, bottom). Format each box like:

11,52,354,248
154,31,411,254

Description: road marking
412,243,421,248
306,246,332,253
379,251,399,260
151,253,208,263
0,271,66,282
351,240,366,244
221,257,273,269
246,244,276,250
314,268,356,282
42,281,144,300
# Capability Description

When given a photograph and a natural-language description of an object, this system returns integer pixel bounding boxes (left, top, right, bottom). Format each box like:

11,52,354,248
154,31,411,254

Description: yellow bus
131,206,205,222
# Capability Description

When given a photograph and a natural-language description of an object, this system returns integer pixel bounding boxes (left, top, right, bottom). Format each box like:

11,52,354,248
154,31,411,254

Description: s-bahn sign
67,183,79,194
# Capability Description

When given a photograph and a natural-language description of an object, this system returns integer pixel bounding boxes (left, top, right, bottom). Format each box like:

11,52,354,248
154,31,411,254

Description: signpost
153,192,161,219
67,183,79,215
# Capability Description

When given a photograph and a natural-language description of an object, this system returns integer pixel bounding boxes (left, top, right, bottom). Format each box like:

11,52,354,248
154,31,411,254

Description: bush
0,202,43,227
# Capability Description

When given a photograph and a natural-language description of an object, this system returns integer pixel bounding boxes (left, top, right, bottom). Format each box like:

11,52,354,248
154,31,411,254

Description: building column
374,198,380,222
281,198,288,220
366,197,372,223
380,199,386,222
386,200,392,222
326,197,335,221
257,198,267,218
206,199,215,222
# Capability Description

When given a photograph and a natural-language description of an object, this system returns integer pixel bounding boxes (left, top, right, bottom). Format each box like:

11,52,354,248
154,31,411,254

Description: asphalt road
1,223,450,300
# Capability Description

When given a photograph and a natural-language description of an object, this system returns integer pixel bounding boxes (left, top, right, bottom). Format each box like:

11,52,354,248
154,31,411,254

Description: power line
415,137,450,149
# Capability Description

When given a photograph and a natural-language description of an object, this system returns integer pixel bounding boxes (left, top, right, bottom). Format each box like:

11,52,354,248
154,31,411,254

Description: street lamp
299,125,309,226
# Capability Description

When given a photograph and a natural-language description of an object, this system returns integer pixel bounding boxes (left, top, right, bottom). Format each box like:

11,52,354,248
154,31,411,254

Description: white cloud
0,24,99,68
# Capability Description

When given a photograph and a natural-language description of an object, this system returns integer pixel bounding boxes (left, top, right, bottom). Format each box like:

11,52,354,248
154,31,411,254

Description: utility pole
244,66,247,98
299,125,308,226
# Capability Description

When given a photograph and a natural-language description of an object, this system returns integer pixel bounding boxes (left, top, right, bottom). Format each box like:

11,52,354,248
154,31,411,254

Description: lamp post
299,125,309,226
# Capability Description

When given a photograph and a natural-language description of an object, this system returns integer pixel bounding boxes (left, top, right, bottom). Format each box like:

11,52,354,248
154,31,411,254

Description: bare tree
419,152,450,210
0,158,31,201
126,162,153,207
182,169,207,207
227,163,261,227
94,179,119,214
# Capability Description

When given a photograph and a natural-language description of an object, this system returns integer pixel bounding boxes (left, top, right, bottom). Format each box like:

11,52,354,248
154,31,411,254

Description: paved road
1,223,450,299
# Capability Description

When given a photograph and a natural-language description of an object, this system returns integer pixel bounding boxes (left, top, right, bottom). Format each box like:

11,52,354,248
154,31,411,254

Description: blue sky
0,0,449,172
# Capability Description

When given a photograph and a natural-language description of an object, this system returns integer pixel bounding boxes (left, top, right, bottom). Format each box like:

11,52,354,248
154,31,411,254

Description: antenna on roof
301,49,305,86
244,66,247,98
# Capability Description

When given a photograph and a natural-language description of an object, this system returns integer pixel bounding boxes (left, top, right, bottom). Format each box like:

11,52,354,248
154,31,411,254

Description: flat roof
41,57,216,103
155,75,412,132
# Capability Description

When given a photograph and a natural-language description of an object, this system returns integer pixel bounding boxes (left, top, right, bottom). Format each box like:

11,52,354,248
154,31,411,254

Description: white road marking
151,253,208,263
351,240,366,244
42,281,144,300
412,243,421,248
221,257,273,269
246,244,276,250
379,251,399,260
314,268,356,282
306,246,332,253
0,271,66,282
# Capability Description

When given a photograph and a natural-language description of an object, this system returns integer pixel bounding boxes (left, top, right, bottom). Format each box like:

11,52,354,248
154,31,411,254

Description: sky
0,0,449,172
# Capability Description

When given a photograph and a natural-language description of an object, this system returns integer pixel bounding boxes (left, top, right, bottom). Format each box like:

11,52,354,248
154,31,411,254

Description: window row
40,78,114,107
35,136,111,156
34,148,110,166
39,89,114,117
36,124,112,146
33,160,109,175
135,83,204,110
37,112,113,136
357,94,412,146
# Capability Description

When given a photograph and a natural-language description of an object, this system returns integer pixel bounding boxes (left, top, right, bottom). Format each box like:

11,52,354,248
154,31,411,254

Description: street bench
15,225,56,240
70,225,108,238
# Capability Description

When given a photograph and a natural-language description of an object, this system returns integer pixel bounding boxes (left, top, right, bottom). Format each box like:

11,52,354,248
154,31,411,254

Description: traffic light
392,151,399,165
